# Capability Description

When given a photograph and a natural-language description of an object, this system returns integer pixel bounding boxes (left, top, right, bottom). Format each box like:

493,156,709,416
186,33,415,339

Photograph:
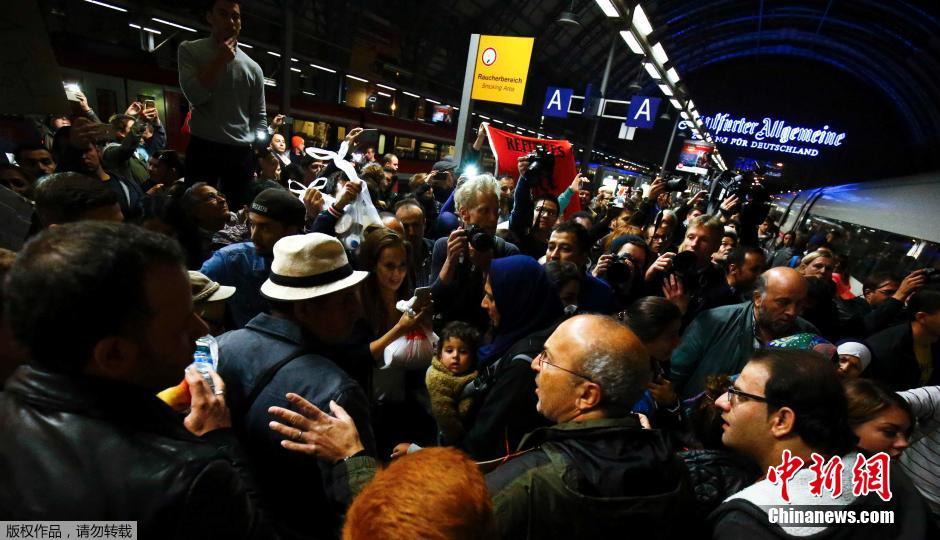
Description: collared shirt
200,241,271,328
178,38,267,144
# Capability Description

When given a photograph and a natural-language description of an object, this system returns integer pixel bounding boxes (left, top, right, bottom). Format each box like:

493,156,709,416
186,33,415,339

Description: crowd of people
1,1,939,538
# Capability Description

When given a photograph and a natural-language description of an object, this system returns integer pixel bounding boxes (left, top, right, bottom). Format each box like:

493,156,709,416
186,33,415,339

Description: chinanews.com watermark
766,506,895,525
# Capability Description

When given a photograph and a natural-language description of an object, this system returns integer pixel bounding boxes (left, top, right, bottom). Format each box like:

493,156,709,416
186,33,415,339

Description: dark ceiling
47,0,940,185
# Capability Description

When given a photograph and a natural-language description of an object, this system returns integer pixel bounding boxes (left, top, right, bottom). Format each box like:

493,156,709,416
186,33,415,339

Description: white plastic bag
382,327,438,371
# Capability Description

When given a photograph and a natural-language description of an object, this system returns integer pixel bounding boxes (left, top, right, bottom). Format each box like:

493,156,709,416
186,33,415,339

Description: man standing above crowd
394,199,435,288
671,267,818,399
178,0,266,209
544,220,617,314
0,222,272,538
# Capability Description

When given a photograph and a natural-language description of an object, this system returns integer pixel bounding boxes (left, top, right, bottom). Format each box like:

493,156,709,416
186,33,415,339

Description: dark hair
723,246,766,271
551,220,590,255
33,172,120,226
909,288,940,320
533,194,560,211
861,272,897,294
13,143,51,162
393,197,425,217
544,260,582,289
623,296,681,343
206,0,240,11
750,349,858,456
437,321,481,358
108,114,135,134
569,210,593,222
5,222,184,372
844,378,914,437
357,227,412,335
154,150,185,178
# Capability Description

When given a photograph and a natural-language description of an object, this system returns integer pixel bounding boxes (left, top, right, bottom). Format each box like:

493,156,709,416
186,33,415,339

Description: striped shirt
899,385,940,515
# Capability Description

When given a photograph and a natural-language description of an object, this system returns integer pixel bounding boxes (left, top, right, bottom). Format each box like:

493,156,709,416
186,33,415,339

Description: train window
439,144,455,159
394,137,415,158
417,141,438,161
799,213,940,288
293,120,332,149
343,79,369,108
378,134,386,155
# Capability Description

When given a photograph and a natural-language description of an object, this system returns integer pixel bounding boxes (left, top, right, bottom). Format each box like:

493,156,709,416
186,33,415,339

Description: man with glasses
710,348,930,539
671,267,819,399
836,270,927,337
267,314,692,537
509,187,561,259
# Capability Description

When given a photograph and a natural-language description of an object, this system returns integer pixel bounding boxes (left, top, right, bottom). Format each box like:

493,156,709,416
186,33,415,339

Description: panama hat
260,233,368,301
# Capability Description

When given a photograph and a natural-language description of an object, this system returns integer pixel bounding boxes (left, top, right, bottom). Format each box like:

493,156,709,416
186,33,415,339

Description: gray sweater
178,37,267,145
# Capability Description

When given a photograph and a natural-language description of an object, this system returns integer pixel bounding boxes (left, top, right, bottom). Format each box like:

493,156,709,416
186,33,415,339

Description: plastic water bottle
193,335,218,392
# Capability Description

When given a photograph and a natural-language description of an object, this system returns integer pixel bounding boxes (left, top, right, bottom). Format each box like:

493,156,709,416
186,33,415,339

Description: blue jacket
200,242,270,329
579,273,618,314
670,301,818,399
217,313,375,539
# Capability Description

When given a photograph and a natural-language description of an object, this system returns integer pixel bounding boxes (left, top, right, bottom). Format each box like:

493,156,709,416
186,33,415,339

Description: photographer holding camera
509,148,562,259
644,214,732,325
102,102,166,187
431,175,520,331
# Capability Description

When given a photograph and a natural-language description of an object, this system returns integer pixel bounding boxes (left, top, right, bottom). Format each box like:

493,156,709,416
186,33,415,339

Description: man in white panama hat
216,232,376,539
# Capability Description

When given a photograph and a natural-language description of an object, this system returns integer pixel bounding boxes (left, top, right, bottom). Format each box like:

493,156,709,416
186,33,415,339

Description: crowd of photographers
2,1,940,538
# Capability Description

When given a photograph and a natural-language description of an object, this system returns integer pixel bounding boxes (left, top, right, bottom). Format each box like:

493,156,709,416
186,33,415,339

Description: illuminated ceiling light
402,91,421,98
129,23,162,34
595,0,619,17
150,17,196,32
492,119,504,124
345,74,369,83
643,62,661,80
376,83,396,91
377,91,391,97
657,84,673,96
669,98,681,109
267,51,281,57
425,98,441,104
291,58,299,62
506,124,516,128
620,30,643,55
302,91,316,96
631,3,653,37
84,0,127,12
666,67,679,84
290,67,301,72
309,63,336,74
478,115,491,120
263,77,277,87
650,43,668,66
680,111,690,120
453,107,460,110
239,43,253,48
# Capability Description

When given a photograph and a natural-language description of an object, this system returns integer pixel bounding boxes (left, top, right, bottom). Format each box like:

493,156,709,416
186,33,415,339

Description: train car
770,174,940,293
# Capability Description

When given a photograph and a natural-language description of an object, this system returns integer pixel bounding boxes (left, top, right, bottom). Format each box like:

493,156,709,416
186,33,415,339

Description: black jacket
865,323,940,391
836,296,906,339
0,365,273,538
486,416,693,539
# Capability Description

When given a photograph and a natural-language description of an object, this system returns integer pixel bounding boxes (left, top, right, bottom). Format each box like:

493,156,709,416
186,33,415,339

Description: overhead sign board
703,112,847,157
675,140,714,176
542,87,573,118
471,35,535,106
625,96,662,129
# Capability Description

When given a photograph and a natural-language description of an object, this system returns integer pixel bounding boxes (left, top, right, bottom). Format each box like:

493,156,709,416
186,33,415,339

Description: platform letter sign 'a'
542,87,573,119
625,96,662,129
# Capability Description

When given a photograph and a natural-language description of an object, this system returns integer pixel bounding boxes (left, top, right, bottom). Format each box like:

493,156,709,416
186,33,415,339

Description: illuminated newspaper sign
702,112,847,157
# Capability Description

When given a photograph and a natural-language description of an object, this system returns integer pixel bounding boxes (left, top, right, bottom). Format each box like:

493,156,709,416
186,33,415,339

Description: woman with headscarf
454,255,564,461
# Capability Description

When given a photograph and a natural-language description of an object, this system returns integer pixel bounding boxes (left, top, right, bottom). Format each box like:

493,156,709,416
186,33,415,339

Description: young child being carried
425,321,481,444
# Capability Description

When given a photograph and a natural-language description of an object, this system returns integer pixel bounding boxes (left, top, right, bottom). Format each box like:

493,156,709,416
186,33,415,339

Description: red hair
343,447,494,540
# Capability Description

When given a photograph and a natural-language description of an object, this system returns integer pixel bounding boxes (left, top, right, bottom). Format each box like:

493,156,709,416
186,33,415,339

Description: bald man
670,267,819,399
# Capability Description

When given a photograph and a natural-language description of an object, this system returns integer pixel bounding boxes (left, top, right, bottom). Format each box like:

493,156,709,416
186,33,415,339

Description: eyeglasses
725,386,781,407
536,353,593,382
535,205,559,217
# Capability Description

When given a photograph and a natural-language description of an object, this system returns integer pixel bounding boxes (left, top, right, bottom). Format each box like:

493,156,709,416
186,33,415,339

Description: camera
522,146,555,188
664,176,687,192
669,251,699,276
606,254,634,285
924,267,940,284
463,225,495,252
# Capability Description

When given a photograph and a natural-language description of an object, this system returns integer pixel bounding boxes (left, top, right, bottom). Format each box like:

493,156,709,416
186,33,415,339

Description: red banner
484,124,580,216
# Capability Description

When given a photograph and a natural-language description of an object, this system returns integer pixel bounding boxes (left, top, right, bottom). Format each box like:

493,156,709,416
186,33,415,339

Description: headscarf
768,333,836,360
477,255,563,367
836,342,872,371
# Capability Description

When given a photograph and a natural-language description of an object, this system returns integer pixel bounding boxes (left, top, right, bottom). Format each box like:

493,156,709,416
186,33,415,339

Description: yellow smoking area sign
470,35,534,106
